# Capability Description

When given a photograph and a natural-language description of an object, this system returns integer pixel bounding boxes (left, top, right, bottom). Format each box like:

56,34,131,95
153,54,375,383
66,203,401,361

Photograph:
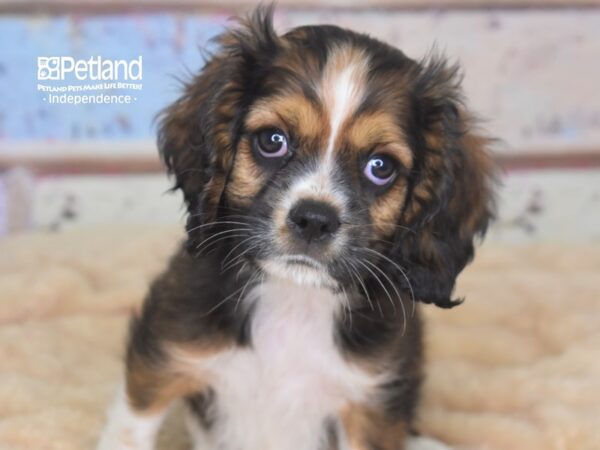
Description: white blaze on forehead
273,46,370,233
320,46,370,166
281,46,369,210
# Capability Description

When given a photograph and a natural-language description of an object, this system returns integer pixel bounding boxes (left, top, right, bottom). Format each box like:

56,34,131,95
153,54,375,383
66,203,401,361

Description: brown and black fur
123,6,496,449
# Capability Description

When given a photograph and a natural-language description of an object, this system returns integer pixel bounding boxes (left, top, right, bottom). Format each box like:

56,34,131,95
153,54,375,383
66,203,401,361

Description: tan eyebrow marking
245,94,322,140
347,112,413,169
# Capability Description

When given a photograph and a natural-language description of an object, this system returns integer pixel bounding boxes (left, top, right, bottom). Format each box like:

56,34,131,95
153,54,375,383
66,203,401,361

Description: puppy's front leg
97,321,201,450
97,383,168,450
340,403,407,450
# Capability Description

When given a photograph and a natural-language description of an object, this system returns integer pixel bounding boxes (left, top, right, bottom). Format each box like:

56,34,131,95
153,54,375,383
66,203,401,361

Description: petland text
37,56,142,81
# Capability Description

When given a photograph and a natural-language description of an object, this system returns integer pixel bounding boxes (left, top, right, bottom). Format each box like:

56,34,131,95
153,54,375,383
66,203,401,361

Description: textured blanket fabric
0,225,598,450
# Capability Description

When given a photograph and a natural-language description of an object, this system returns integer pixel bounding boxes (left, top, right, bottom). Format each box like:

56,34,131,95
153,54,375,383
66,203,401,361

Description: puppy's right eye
254,129,289,158
363,154,397,186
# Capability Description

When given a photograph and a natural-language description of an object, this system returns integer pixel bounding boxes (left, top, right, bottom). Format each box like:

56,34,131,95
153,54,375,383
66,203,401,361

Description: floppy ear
157,7,279,235
397,55,498,308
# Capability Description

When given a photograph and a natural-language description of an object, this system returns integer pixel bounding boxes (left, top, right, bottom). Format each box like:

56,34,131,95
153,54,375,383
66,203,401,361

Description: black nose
288,200,341,243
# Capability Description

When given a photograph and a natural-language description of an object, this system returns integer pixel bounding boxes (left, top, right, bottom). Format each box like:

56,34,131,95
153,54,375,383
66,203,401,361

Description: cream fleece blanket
0,225,598,450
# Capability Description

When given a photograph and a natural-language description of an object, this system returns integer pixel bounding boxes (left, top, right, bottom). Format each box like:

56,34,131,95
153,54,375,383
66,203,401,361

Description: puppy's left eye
255,129,289,158
364,154,398,186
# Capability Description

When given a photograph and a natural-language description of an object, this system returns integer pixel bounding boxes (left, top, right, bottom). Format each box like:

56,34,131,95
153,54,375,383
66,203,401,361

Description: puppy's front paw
406,436,454,450
96,425,135,450
96,422,157,450
97,384,163,450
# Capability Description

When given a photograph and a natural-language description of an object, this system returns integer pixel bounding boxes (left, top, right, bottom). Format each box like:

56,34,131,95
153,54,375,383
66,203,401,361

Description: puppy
98,7,496,450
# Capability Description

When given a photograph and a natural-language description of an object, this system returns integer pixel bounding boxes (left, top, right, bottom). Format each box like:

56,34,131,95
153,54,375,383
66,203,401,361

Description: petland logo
37,56,143,105
37,56,142,81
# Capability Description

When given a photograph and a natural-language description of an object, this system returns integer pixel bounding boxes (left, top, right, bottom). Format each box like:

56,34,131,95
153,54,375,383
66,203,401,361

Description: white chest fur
191,277,382,450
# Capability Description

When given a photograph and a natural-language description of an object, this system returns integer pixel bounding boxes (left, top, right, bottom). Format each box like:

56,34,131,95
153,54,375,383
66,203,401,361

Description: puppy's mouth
283,254,323,270
257,254,337,289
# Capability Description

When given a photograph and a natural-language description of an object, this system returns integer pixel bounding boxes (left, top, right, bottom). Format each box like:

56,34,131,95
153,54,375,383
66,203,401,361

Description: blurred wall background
0,0,598,241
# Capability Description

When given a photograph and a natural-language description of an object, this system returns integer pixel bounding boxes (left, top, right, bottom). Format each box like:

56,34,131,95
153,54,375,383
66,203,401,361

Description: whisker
223,254,253,274
219,216,269,230
355,259,396,317
362,258,407,335
342,222,416,235
338,282,353,331
195,228,251,253
219,213,267,224
186,220,251,234
221,240,265,273
236,261,250,281
200,233,252,258
359,247,416,317
344,258,378,315
234,270,262,313
220,235,257,270
200,280,249,317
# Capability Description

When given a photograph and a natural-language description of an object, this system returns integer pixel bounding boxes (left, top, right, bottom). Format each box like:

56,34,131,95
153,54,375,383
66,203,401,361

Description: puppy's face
228,44,414,288
159,11,496,307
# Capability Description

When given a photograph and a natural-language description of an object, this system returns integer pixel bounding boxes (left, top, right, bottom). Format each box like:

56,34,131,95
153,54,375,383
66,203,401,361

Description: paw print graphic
37,57,60,80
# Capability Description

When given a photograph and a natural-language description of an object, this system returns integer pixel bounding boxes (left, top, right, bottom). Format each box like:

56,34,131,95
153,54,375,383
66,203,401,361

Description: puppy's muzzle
287,199,341,244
